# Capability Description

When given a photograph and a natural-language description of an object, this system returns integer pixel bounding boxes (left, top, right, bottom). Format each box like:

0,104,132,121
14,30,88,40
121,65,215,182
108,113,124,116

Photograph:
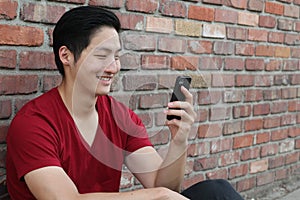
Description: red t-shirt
6,88,152,199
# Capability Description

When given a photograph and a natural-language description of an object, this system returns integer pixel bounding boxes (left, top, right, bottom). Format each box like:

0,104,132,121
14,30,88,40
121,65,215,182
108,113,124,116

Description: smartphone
167,76,192,120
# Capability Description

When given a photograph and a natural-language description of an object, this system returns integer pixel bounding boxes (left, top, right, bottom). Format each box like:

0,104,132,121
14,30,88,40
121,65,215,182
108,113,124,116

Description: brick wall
1,0,300,199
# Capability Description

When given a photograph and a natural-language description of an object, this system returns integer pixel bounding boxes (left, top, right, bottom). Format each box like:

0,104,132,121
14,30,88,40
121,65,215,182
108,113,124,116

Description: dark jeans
181,179,244,200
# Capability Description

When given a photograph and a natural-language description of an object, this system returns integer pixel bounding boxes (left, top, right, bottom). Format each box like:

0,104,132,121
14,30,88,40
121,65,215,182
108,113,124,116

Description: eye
114,55,120,61
95,55,107,60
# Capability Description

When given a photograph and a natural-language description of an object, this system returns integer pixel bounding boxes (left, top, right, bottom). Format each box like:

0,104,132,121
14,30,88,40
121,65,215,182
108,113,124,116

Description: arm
125,87,196,192
24,166,189,200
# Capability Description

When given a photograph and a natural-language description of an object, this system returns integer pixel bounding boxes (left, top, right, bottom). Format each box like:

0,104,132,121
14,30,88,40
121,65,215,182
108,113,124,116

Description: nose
105,58,120,74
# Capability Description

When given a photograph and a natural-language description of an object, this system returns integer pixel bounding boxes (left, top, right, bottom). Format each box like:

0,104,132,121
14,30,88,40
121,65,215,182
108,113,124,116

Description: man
6,6,243,200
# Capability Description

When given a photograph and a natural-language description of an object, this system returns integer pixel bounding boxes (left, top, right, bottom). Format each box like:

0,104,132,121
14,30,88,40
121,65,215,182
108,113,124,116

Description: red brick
21,3,66,24
286,152,299,164
271,101,288,114
233,105,251,118
212,74,235,87
0,25,43,46
158,37,186,53
291,48,300,58
253,103,270,116
0,100,12,119
259,15,276,28
194,156,218,170
275,46,291,58
276,169,288,181
255,75,273,87
235,75,255,87
159,0,186,17
224,90,243,103
244,89,263,102
137,112,153,128
202,0,222,5
0,124,9,143
248,29,268,42
214,41,234,55
14,98,31,112
295,0,300,5
0,50,17,69
120,53,140,70
209,107,230,121
244,118,263,132
261,143,279,157
215,8,238,24
20,51,56,70
281,88,297,99
285,33,300,46
206,168,228,180
203,24,226,38
256,132,270,144
238,12,259,26
0,0,18,19
269,32,285,43
245,58,264,71
139,93,168,109
256,45,275,57
116,13,144,30
123,34,156,51
210,138,232,153
146,16,173,33
288,100,300,112
271,129,289,141
54,0,85,3
229,164,248,179
219,151,240,166
198,123,222,138
266,59,282,71
199,56,222,70
141,55,170,70
241,147,260,161
280,140,296,153
235,43,255,56
257,172,274,186
264,116,281,129
122,74,157,91
274,74,289,86
126,0,158,13
248,0,264,12
236,177,256,192
228,0,247,9
188,5,214,22
224,58,244,71
278,19,294,31
250,159,268,173
43,75,62,92
265,2,284,15
284,5,300,18
90,0,122,7
0,75,39,95
188,40,213,54
233,134,254,149
148,129,169,145
223,121,242,135
268,156,285,169
198,91,222,105
227,27,247,41
171,56,198,70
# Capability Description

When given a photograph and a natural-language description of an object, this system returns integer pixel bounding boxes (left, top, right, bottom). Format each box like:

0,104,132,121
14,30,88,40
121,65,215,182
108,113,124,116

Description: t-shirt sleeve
124,109,153,153
7,113,61,180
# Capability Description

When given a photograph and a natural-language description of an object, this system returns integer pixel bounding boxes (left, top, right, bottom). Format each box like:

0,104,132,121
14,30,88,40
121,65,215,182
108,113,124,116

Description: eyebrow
94,47,121,53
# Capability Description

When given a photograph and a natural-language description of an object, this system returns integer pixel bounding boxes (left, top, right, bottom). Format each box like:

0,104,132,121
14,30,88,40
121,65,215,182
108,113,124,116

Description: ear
58,46,74,66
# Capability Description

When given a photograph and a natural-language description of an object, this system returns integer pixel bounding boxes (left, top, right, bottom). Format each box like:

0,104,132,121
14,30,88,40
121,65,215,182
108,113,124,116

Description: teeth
96,76,111,81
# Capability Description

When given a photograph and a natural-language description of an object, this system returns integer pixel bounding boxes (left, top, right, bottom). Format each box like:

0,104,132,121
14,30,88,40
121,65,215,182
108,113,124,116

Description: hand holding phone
167,76,192,120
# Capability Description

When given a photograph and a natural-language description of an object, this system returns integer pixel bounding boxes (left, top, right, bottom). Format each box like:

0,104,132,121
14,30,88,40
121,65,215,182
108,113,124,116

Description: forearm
77,187,174,200
155,140,188,191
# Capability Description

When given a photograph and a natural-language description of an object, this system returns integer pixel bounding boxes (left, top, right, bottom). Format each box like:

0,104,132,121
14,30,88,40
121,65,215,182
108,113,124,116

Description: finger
168,101,196,120
180,86,193,104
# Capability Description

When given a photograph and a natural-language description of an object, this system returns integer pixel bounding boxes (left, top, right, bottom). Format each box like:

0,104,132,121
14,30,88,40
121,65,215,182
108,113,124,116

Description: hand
165,86,196,145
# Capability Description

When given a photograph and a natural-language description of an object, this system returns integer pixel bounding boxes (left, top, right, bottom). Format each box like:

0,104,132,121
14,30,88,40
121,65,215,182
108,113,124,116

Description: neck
58,79,97,119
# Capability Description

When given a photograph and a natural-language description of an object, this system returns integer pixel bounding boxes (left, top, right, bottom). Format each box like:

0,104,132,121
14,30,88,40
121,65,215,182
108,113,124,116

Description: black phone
167,76,192,120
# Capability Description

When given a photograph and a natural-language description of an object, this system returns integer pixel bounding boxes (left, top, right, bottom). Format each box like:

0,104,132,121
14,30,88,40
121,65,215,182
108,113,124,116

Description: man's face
74,26,121,96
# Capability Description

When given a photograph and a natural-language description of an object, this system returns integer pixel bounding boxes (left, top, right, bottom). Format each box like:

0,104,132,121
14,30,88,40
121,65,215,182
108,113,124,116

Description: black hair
53,6,121,76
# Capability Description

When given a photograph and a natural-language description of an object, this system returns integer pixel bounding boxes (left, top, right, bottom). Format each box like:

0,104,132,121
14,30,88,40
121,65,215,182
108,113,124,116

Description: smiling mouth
96,75,113,81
